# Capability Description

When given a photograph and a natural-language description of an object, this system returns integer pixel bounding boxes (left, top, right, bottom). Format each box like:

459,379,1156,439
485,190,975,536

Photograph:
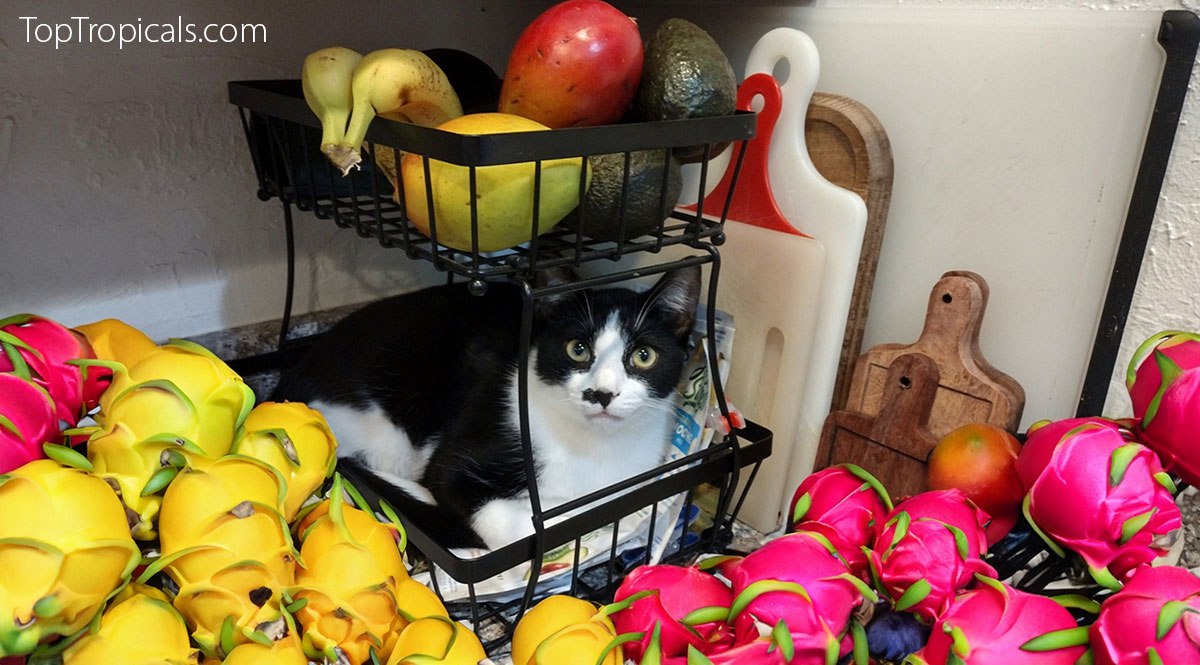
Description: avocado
634,18,736,123
562,149,683,242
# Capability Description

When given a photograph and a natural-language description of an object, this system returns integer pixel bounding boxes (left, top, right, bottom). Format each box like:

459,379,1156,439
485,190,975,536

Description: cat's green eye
565,339,592,363
631,346,658,370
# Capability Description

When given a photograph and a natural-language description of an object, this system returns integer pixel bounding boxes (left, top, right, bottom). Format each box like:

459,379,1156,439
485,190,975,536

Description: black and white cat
272,266,701,550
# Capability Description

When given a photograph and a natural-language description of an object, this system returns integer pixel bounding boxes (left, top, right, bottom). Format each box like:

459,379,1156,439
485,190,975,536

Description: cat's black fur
272,267,700,549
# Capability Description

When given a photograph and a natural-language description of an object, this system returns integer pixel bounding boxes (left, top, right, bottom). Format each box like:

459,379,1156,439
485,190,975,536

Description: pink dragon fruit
1024,422,1181,587
0,373,59,473
1017,416,1135,490
0,314,111,424
906,578,1089,664
788,464,893,579
719,530,874,657
868,490,996,622
610,564,734,661
1126,330,1200,487
1090,565,1200,664
654,627,841,665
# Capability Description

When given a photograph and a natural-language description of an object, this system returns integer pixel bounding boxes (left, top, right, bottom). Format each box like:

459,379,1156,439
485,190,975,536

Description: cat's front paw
471,497,537,550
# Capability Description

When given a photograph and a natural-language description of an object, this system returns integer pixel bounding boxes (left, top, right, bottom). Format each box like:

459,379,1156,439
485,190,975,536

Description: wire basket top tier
229,79,757,282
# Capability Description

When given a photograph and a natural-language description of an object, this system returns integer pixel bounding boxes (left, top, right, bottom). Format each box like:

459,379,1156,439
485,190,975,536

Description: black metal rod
279,200,296,351
1077,9,1200,416
515,276,547,621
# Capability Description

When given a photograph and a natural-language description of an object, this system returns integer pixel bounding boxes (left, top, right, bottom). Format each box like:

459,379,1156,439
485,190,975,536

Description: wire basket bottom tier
338,421,771,652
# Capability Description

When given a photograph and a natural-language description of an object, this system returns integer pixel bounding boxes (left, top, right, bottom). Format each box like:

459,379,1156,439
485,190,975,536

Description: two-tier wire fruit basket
227,78,772,649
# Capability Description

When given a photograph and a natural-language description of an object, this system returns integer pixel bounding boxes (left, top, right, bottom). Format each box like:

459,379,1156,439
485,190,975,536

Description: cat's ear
532,265,580,317
647,265,702,339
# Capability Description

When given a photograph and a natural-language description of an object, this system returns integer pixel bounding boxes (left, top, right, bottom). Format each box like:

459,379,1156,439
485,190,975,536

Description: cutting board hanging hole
942,293,953,303
772,58,791,85
900,375,912,389
755,328,786,423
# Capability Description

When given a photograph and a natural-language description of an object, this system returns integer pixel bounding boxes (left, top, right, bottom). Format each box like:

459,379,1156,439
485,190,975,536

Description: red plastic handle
686,72,805,236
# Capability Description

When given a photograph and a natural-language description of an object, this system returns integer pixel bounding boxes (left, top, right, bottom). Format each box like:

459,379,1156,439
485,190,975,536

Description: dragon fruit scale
868,490,996,622
1089,565,1200,665
0,373,59,474
0,460,140,658
150,455,297,658
721,530,874,657
0,314,111,424
788,464,892,579
1126,330,1200,486
232,401,339,522
60,583,197,664
221,612,307,665
608,564,734,662
1024,422,1181,588
291,475,424,665
905,579,1088,665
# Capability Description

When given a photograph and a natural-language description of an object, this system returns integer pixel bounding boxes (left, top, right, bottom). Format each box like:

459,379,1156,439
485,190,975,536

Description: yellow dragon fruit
86,339,255,539
290,474,422,665
221,612,308,665
73,318,158,370
232,401,338,522
387,616,487,665
146,455,297,658
61,583,197,664
0,459,139,657
97,338,254,449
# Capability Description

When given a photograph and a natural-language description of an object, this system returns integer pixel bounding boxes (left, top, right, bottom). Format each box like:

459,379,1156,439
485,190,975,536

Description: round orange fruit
927,423,1024,544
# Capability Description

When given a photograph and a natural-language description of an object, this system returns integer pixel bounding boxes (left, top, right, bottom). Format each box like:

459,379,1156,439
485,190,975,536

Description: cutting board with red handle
740,28,870,533
839,270,1025,442
669,73,827,537
815,352,941,502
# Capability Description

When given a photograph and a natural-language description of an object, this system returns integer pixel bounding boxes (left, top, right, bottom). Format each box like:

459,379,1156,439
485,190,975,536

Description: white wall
2,0,1197,420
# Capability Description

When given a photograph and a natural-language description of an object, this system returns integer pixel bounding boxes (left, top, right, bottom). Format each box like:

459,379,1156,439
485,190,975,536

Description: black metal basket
227,79,772,651
229,79,756,284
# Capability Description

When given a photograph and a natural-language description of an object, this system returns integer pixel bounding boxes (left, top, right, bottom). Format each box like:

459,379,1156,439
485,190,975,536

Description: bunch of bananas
302,46,463,176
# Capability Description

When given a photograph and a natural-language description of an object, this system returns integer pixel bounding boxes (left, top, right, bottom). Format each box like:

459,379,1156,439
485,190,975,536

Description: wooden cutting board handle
815,353,940,500
844,271,1025,440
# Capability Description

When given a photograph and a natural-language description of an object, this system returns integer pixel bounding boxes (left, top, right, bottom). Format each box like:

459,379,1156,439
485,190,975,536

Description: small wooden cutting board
843,271,1025,440
815,352,940,500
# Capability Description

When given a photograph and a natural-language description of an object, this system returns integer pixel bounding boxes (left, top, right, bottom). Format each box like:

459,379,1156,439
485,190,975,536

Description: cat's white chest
519,367,673,505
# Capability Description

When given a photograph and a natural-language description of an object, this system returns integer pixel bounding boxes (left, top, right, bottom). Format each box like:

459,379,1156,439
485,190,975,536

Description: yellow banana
329,48,463,175
302,46,364,162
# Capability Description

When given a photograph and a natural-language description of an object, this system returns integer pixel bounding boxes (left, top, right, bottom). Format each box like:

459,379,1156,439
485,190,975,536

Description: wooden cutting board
815,352,940,501
841,270,1025,440
806,93,894,413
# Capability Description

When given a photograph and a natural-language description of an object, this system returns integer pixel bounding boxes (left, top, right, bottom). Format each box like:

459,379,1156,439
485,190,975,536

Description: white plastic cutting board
703,74,829,536
738,28,869,532
625,4,1167,436
629,75,828,536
